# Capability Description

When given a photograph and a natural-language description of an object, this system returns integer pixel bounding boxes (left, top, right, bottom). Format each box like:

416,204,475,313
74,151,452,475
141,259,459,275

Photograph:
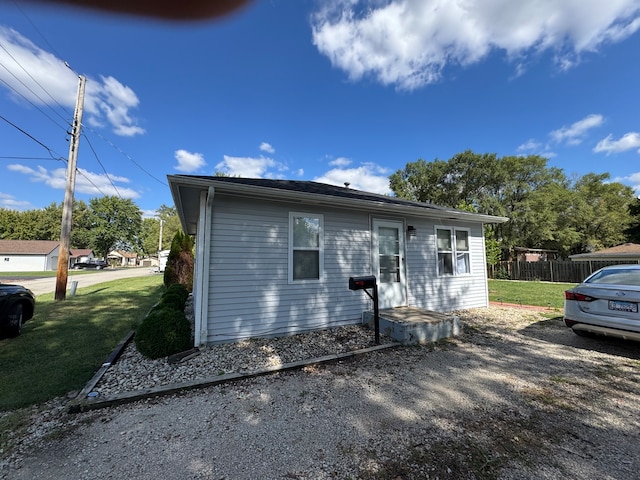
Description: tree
138,204,182,255
88,196,142,259
164,230,194,291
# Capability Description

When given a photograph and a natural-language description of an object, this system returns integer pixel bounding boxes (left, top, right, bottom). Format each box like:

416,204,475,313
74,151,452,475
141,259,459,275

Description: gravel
2,306,640,480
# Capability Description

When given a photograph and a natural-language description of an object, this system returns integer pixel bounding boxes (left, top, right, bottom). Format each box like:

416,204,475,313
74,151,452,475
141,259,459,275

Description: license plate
608,300,638,313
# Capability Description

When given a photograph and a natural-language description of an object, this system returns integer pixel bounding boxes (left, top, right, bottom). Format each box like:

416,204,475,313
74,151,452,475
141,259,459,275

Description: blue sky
1,0,640,217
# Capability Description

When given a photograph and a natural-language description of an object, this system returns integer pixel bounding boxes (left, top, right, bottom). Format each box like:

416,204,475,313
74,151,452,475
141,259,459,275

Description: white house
0,240,60,272
168,176,508,346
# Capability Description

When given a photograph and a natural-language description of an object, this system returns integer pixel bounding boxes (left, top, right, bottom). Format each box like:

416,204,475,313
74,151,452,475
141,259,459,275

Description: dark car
0,283,35,338
72,260,109,270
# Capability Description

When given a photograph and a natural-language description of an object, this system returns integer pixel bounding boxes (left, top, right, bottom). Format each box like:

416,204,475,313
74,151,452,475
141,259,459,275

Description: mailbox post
348,275,379,345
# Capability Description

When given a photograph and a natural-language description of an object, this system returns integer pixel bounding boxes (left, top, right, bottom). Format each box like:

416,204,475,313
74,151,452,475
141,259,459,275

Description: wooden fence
487,260,639,283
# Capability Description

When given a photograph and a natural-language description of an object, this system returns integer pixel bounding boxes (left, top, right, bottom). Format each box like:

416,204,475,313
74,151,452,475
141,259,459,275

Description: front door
373,219,407,309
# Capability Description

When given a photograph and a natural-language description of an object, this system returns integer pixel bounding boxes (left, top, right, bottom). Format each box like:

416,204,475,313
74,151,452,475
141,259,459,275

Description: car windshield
586,268,640,286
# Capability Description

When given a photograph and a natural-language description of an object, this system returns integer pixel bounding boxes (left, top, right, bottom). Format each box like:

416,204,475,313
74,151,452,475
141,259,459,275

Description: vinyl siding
405,218,488,310
205,195,372,344
202,195,489,344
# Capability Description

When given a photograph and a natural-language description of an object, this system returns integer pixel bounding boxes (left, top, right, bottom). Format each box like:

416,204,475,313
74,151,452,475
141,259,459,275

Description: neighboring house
0,240,60,272
569,243,640,263
513,247,559,262
70,248,95,265
168,176,508,346
108,250,138,267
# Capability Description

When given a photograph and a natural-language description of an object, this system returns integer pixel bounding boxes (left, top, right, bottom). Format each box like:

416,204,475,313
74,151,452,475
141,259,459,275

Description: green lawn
488,279,577,309
0,275,164,411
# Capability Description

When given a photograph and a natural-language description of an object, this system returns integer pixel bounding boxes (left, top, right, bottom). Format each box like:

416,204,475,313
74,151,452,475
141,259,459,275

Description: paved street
2,267,157,296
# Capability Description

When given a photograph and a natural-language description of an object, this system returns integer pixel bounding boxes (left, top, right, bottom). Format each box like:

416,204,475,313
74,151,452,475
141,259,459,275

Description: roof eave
167,175,508,233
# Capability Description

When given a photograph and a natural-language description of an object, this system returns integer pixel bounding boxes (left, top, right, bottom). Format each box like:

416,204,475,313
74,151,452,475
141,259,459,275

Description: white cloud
550,114,604,145
0,27,144,136
311,1,640,90
174,149,206,172
259,142,275,154
612,171,640,196
7,163,140,198
215,155,289,178
594,132,640,154
314,163,391,194
517,139,543,153
329,157,352,167
0,192,32,210
295,168,304,176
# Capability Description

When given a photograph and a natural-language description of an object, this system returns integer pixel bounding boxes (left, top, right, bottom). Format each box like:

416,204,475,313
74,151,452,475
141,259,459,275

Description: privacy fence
487,260,640,284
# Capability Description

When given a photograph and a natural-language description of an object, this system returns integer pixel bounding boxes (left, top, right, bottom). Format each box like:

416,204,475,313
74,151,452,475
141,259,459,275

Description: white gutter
194,186,215,346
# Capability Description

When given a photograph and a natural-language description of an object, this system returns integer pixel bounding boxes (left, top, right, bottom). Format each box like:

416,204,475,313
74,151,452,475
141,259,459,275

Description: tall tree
88,196,142,259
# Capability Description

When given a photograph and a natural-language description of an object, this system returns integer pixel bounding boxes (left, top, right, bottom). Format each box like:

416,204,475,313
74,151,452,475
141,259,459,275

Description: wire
75,167,108,197
82,124,168,187
82,132,122,198
0,113,67,162
0,155,61,161
0,48,72,130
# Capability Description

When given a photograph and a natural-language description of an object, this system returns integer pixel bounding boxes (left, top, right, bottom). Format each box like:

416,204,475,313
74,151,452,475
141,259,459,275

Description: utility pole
158,218,164,252
55,75,86,301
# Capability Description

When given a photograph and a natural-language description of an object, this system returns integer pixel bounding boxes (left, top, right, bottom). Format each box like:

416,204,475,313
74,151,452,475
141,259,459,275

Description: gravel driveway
2,307,640,479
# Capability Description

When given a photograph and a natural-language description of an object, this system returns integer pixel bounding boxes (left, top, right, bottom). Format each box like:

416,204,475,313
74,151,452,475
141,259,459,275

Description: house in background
0,240,59,272
169,176,508,346
70,248,95,265
108,250,138,267
569,243,640,264
513,247,559,262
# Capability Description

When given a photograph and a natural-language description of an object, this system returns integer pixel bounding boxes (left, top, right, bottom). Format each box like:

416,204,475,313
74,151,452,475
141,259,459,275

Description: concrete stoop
363,306,461,345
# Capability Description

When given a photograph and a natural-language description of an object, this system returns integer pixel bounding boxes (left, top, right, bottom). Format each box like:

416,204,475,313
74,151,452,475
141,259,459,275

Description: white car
564,264,640,341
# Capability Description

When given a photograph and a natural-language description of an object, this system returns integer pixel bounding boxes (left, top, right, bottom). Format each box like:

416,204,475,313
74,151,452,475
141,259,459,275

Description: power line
82,132,122,198
82,124,168,187
0,113,67,161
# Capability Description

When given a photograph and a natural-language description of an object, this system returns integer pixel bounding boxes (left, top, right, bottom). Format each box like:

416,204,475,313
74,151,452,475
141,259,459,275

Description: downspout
194,186,215,346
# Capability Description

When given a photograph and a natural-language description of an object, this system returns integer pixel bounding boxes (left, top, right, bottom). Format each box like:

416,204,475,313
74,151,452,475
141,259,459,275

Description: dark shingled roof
180,176,449,212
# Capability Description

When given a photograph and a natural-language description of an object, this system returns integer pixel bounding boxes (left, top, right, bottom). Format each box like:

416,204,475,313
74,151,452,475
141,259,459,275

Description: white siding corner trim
194,186,215,346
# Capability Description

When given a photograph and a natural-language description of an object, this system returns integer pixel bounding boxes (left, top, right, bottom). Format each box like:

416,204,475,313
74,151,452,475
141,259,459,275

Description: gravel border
3,306,640,479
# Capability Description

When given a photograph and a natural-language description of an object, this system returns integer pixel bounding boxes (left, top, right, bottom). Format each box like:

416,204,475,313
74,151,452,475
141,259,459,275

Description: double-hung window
436,227,470,276
289,212,323,282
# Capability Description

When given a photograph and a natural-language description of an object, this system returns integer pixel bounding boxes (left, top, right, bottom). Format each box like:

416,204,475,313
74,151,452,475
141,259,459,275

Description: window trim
288,212,324,284
435,226,471,276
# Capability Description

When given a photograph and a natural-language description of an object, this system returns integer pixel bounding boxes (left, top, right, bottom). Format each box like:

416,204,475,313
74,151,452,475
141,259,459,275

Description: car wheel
7,303,24,337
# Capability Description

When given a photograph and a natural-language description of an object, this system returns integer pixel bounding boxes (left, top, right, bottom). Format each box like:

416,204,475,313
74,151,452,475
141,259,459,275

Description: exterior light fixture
407,225,417,237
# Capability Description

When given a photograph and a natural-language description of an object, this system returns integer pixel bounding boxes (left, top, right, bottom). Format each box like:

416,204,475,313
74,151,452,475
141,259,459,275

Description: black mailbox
349,275,376,290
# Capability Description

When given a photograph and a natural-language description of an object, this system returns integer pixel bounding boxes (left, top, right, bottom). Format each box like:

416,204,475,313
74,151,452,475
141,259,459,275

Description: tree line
390,150,640,260
0,197,181,260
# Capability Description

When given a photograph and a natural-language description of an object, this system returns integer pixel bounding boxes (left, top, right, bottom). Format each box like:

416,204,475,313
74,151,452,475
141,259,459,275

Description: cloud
0,27,144,136
174,149,206,172
594,132,640,155
329,157,352,167
612,171,640,196
550,114,604,145
311,1,640,90
7,163,140,198
259,142,275,154
314,163,391,194
0,192,32,210
215,155,288,178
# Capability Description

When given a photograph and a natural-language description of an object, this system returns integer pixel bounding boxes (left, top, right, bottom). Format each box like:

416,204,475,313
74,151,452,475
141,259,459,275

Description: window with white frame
289,212,323,282
436,227,470,275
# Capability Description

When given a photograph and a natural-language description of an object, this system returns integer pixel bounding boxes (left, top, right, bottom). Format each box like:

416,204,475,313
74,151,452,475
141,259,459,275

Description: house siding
405,219,488,310
205,196,372,344
201,195,489,345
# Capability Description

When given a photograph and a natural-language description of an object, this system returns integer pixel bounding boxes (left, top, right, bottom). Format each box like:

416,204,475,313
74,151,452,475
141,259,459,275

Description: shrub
166,283,189,304
164,231,194,291
134,307,192,359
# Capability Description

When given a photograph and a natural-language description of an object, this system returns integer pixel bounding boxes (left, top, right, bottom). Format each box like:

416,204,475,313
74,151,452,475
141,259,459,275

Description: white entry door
373,219,407,308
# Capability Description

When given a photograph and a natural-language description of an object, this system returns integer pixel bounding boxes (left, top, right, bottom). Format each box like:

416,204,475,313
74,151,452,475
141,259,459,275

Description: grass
0,275,164,411
488,279,577,309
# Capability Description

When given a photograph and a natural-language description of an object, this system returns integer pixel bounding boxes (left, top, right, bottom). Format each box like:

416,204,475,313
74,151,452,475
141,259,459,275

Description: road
4,267,158,296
